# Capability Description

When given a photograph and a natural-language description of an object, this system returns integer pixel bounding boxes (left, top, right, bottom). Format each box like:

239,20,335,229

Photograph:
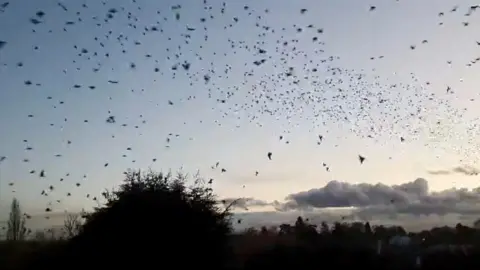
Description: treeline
1,169,480,270
238,216,480,248
233,218,480,269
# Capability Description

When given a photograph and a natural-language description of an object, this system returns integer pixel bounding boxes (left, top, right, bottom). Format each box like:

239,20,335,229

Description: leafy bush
25,170,234,270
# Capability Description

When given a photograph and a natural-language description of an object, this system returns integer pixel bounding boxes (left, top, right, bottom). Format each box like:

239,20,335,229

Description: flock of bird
0,0,479,232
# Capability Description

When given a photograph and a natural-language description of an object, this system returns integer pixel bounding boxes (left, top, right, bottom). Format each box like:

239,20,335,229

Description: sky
2,0,480,233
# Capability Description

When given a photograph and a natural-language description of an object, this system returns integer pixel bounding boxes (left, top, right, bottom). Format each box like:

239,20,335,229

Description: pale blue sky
2,0,480,231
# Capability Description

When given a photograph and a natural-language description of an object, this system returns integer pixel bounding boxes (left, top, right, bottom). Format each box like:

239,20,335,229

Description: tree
473,218,480,229
279,223,293,234
6,198,26,241
63,213,83,239
332,222,346,237
320,221,330,234
294,216,305,229
293,216,318,242
58,169,233,269
373,225,388,240
364,222,372,236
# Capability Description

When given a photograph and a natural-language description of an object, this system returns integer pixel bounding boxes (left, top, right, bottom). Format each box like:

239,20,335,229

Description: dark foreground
2,233,480,270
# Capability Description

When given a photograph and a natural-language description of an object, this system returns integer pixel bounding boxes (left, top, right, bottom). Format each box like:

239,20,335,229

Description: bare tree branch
63,213,84,239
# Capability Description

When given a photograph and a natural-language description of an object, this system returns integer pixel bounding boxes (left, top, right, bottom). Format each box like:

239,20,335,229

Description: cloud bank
277,178,480,217
230,178,480,231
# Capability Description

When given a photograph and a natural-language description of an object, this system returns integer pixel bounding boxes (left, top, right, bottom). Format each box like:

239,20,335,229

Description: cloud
276,178,480,218
427,170,451,175
220,197,270,210
229,178,480,231
428,165,480,176
452,166,480,176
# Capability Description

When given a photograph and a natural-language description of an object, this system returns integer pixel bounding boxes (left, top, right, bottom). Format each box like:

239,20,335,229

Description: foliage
6,198,27,241
55,169,233,269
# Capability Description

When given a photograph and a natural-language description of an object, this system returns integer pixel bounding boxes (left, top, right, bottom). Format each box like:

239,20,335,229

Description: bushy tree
60,169,234,269
6,198,27,241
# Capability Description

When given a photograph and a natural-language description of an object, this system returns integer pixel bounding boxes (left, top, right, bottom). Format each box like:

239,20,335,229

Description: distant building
389,235,412,247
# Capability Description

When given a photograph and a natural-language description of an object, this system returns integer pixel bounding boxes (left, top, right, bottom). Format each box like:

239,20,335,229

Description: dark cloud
220,197,270,210
452,166,480,176
277,178,480,218
427,165,480,176
219,178,480,230
279,178,427,210
427,170,451,175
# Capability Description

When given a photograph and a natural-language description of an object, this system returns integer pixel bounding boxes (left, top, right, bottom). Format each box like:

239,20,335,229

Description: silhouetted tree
55,169,233,269
374,225,388,240
6,198,26,241
295,216,305,228
474,218,480,229
279,223,293,235
365,222,372,235
260,226,268,235
62,213,83,239
332,221,346,238
320,221,330,234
